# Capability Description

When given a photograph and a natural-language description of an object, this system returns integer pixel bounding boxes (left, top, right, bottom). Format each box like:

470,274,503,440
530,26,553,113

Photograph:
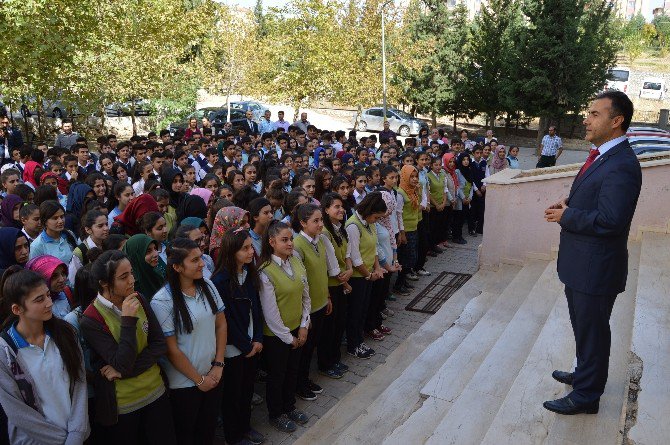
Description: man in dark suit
543,91,642,415
241,110,259,136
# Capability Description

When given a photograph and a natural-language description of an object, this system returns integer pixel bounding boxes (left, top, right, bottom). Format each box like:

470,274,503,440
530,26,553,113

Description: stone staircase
295,230,670,445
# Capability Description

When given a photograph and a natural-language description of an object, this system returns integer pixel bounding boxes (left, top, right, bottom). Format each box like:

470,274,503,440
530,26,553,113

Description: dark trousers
536,154,557,168
395,230,418,289
451,208,464,241
263,331,302,419
170,383,223,445
347,277,372,350
416,214,430,269
297,306,327,390
366,273,390,331
470,192,485,234
318,285,347,371
222,354,258,444
565,286,617,404
429,207,447,245
98,393,176,445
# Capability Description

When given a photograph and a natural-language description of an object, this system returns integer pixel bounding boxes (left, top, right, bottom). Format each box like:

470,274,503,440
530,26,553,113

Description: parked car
167,107,247,137
4,97,75,119
639,78,666,101
105,98,152,117
353,107,427,137
229,101,266,120
628,126,670,135
606,66,630,94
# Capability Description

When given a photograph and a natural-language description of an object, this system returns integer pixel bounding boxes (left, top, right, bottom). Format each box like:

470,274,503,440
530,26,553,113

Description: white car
606,66,630,94
639,78,666,100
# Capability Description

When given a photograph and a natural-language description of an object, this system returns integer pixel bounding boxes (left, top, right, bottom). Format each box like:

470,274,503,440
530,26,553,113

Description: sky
221,0,289,9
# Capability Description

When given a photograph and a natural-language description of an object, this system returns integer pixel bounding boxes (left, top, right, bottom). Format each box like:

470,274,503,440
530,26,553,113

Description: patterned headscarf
442,152,459,189
399,165,420,210
209,206,249,252
492,145,508,171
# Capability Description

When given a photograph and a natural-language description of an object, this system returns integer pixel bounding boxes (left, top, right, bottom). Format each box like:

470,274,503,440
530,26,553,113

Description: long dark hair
90,250,129,294
165,238,218,335
248,197,271,231
313,167,333,202
215,229,260,294
80,209,106,240
107,181,133,213
259,220,292,267
0,266,83,382
73,264,97,310
321,192,347,246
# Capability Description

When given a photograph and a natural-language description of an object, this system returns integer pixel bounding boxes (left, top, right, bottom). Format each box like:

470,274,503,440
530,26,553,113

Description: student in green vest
393,165,421,295
345,192,387,359
258,221,311,433
291,203,342,401
0,266,89,445
319,193,353,378
81,250,176,445
428,156,451,249
150,238,227,445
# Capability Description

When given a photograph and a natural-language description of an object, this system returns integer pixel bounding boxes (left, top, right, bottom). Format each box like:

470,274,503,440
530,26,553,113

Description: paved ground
214,233,480,445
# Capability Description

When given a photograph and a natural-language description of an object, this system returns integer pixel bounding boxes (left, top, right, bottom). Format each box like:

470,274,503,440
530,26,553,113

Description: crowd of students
0,116,515,444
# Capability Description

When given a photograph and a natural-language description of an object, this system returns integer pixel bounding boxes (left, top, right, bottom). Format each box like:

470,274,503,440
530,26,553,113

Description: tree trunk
100,104,107,134
431,111,437,128
453,112,457,133
130,102,137,137
535,116,549,156
36,98,45,142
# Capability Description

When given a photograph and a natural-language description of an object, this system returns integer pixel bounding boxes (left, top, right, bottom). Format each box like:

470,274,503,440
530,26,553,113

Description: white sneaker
417,268,431,276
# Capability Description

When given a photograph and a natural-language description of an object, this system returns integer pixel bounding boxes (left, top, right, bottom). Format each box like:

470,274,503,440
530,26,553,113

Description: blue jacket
557,139,642,296
210,267,263,355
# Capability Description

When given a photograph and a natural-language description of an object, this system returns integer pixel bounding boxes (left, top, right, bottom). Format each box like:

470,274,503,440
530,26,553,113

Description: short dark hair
595,90,634,132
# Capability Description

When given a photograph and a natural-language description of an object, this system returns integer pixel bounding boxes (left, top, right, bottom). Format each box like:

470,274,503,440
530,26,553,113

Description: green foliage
398,1,470,120
503,0,618,121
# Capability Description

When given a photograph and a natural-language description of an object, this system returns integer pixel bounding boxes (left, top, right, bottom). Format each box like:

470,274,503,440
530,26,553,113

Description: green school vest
324,228,347,287
294,234,329,312
397,188,420,232
92,299,164,414
346,213,377,278
427,171,446,208
261,256,307,336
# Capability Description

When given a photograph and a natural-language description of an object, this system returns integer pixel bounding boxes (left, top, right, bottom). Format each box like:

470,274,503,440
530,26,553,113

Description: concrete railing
479,152,670,269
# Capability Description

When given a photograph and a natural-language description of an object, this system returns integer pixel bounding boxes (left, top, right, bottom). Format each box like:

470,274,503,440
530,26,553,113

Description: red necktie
577,148,600,178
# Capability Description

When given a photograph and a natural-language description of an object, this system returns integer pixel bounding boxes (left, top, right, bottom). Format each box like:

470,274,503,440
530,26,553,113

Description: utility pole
381,0,392,122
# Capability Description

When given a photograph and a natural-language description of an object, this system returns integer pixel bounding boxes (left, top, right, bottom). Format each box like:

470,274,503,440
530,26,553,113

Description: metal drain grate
405,272,472,314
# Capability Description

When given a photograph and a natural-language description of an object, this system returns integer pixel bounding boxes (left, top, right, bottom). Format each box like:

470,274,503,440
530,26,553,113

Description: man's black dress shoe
552,370,574,386
543,396,599,415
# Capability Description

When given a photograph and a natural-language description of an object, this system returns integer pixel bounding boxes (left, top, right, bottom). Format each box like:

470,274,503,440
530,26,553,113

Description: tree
254,0,269,38
398,1,470,127
503,0,618,144
461,0,522,129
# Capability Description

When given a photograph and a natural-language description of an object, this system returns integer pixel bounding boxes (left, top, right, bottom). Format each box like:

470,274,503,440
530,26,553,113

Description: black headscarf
176,194,207,222
161,168,185,209
456,152,474,184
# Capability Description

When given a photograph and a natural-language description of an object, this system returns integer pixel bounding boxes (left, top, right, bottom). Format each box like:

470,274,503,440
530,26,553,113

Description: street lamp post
381,0,392,122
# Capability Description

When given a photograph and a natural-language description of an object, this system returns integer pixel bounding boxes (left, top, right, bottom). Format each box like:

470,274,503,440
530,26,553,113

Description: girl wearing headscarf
455,152,476,242
21,160,40,190
26,255,73,319
65,182,94,235
39,171,69,207
122,234,165,300
189,187,213,208
393,165,421,294
176,194,207,222
161,168,185,234
0,194,24,229
111,194,159,236
209,206,249,268
491,145,508,174
0,227,29,275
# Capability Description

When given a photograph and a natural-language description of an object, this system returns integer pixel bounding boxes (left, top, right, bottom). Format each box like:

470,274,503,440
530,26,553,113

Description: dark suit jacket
241,120,259,136
557,138,642,296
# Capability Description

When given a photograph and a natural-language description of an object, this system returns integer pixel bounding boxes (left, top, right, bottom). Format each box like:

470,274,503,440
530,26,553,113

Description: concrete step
294,265,521,445
628,233,670,445
423,260,563,445
480,241,641,445
382,261,549,444
421,260,549,401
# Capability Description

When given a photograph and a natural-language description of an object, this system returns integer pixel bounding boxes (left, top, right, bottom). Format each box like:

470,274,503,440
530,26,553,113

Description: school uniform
427,169,449,246
259,255,310,420
293,231,340,392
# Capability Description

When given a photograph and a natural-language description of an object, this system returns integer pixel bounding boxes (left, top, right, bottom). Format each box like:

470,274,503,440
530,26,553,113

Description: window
367,109,383,117
642,82,662,90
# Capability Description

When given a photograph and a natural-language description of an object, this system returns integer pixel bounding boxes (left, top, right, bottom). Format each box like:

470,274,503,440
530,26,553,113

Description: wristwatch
211,361,225,368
